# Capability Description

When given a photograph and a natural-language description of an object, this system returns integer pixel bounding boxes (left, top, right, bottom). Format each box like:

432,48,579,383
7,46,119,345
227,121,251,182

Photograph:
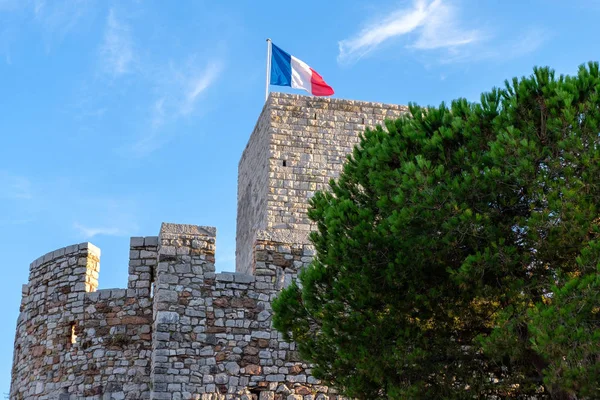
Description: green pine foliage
272,63,600,399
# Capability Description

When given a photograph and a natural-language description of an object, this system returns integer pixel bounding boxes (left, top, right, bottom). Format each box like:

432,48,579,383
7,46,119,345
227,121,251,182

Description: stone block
156,290,178,303
234,274,255,283
215,373,228,384
216,273,234,282
259,392,275,400
145,236,159,246
130,237,145,247
156,311,179,324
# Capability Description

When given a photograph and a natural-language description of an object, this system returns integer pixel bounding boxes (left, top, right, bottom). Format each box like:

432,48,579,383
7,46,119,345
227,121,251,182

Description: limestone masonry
10,93,408,400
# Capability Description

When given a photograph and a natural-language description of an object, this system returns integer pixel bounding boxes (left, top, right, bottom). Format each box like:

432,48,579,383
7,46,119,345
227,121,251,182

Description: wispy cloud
82,6,226,157
73,222,127,238
129,59,223,156
154,59,223,120
338,0,481,64
100,8,134,76
181,61,222,116
91,6,224,157
0,170,32,200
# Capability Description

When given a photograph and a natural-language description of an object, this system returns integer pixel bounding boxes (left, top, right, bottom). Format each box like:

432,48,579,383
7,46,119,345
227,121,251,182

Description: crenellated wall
149,223,335,400
10,224,344,400
11,93,407,399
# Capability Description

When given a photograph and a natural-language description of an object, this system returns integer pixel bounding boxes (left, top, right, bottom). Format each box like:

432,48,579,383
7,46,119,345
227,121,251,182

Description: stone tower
10,93,407,400
236,93,407,273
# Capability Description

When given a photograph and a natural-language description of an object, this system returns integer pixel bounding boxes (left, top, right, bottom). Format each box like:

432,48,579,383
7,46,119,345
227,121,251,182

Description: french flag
269,42,334,97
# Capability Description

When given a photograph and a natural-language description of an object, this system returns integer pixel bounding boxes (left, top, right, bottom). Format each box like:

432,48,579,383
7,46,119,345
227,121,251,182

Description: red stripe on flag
309,68,334,96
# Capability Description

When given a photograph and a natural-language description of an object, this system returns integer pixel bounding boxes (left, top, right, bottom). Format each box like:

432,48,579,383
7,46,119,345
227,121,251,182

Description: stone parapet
11,232,345,400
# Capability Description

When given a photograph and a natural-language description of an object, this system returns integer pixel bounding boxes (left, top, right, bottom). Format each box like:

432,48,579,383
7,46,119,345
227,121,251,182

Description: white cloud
73,222,125,238
338,0,481,64
181,62,222,115
411,1,478,49
73,6,225,157
128,60,222,156
100,8,134,76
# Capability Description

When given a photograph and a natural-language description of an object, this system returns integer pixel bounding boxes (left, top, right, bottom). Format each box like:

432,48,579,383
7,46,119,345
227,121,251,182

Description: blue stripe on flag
270,43,292,87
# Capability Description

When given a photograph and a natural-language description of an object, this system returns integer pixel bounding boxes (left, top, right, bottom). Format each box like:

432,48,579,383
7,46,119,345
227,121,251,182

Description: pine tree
272,63,600,399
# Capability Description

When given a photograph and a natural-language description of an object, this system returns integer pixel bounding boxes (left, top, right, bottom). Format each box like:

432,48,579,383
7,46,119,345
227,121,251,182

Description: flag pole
265,38,272,102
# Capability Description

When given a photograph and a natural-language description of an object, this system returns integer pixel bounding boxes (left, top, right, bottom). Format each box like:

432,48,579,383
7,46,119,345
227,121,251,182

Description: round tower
10,243,99,399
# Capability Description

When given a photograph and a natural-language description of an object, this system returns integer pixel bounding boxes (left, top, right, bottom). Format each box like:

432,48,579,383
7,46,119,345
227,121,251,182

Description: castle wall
151,223,340,400
11,93,408,400
75,287,152,399
11,225,343,400
236,93,408,273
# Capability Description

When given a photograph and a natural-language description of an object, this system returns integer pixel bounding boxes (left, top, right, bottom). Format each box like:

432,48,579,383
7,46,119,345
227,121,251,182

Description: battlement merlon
20,224,215,307
158,223,216,259
128,235,158,296
25,242,100,299
159,222,216,240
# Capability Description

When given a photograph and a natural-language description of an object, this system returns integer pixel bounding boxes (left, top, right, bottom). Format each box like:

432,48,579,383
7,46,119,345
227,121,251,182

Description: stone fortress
10,93,408,400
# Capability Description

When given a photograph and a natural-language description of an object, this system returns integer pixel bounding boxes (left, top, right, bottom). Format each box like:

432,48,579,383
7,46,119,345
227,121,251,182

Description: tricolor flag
268,42,334,97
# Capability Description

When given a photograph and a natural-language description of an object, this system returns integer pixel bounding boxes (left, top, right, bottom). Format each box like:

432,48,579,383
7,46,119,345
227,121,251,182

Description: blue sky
1,0,599,394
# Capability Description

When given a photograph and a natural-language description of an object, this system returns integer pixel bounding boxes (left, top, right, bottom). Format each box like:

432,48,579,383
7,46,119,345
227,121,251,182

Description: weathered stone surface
11,237,155,400
156,311,179,324
236,92,407,273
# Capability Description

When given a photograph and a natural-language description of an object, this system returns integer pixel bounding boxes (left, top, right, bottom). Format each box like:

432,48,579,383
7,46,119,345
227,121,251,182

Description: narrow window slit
70,323,78,344
282,160,287,167
150,265,155,298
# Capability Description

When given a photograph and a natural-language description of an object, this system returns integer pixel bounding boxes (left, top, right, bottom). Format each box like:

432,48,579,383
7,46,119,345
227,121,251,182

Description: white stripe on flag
290,56,312,94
